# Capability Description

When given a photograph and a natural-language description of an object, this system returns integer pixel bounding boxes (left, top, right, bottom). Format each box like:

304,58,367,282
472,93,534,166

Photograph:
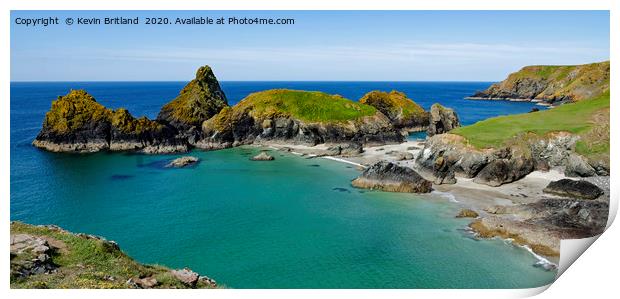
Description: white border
2,1,616,299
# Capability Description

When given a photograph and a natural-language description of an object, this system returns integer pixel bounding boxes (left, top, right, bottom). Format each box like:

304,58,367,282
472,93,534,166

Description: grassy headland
452,91,610,162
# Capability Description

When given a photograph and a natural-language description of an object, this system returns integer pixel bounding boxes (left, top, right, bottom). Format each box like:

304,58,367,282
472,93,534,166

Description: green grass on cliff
10,222,216,289
451,92,610,161
237,89,377,122
359,90,427,118
496,61,609,101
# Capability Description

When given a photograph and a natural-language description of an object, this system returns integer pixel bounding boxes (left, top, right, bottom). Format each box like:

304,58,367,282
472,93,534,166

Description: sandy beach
260,139,610,264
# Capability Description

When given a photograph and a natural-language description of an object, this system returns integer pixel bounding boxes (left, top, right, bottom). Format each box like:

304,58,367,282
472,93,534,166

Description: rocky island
33,67,440,154
32,65,230,153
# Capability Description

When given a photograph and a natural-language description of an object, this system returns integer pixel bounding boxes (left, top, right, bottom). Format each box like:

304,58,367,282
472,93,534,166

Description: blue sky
11,11,609,81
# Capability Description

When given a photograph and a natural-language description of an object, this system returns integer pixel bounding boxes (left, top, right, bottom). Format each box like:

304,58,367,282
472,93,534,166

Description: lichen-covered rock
427,103,460,136
543,179,603,200
358,90,429,131
32,90,188,153
351,161,432,193
157,65,228,133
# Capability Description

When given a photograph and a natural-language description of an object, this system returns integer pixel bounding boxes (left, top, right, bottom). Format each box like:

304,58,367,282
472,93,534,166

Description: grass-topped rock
157,65,228,131
470,61,609,104
200,89,403,149
452,91,610,172
10,221,217,289
416,91,609,184
359,90,429,131
33,90,187,153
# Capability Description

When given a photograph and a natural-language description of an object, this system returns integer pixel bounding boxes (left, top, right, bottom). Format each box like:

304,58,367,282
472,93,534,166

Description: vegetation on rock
201,89,403,148
157,65,228,129
42,90,112,134
358,90,428,130
111,108,163,134
10,222,217,289
451,92,610,165
235,89,377,122
427,103,460,136
471,61,609,102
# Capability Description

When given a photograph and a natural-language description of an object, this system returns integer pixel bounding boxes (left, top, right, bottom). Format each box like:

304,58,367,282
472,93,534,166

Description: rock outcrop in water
468,61,610,104
250,151,275,161
157,65,228,143
10,221,217,289
33,67,412,154
426,103,460,137
32,90,188,153
166,156,200,168
351,161,432,193
358,90,429,132
199,89,404,150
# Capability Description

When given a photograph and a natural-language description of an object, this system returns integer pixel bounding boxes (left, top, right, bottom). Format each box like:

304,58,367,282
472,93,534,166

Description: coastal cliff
469,61,609,104
10,222,217,289
199,89,405,149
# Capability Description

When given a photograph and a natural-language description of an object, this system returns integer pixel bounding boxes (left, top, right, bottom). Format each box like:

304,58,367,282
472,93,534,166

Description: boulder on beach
427,103,460,137
473,148,534,187
166,156,200,168
564,153,597,177
351,161,432,193
432,155,457,184
543,179,603,200
250,152,275,161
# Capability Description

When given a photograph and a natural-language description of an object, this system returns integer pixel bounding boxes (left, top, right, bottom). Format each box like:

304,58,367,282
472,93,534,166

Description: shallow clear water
10,82,555,288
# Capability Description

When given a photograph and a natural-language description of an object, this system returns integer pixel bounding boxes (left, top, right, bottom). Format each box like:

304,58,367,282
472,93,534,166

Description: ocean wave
431,191,459,203
521,245,558,271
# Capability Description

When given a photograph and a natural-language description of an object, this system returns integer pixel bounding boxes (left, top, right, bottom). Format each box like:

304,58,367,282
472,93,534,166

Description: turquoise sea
10,82,556,288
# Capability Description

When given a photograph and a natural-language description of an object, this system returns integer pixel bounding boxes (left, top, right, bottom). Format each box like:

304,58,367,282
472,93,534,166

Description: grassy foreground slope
451,91,610,163
10,222,217,289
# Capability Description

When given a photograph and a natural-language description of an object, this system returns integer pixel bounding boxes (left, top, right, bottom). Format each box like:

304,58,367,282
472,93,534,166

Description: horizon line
10,80,497,83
